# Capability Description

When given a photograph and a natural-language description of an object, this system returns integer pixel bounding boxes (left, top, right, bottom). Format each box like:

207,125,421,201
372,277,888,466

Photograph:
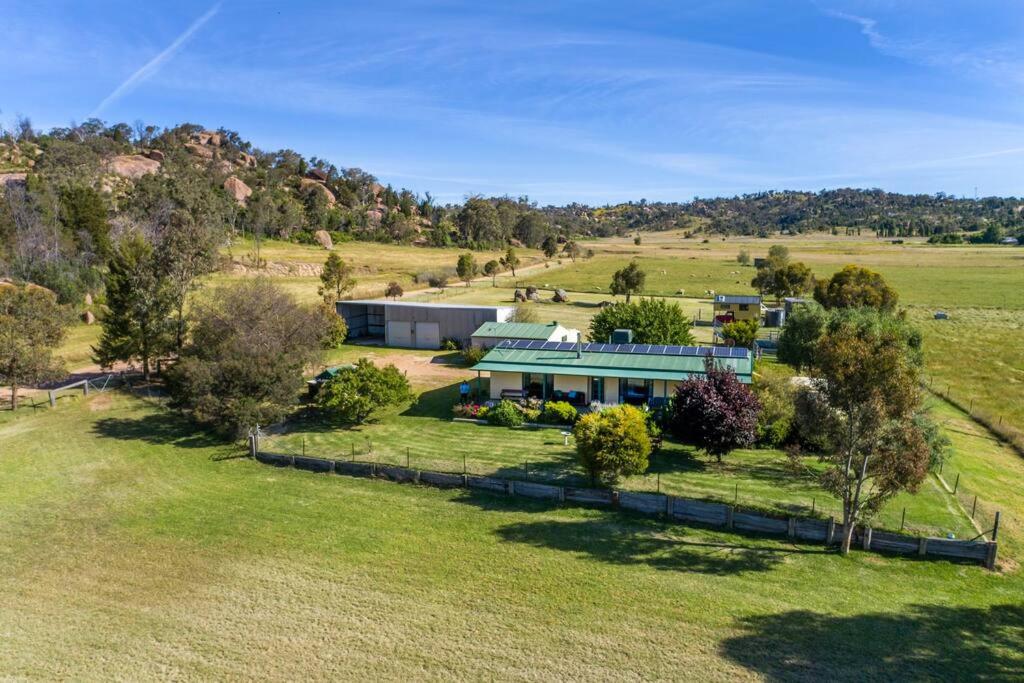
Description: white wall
553,374,588,397
488,371,522,399
548,326,581,343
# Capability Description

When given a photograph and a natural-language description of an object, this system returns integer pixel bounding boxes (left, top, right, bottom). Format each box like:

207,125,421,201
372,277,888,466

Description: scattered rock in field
82,310,95,325
105,155,161,179
237,151,257,168
552,289,569,303
84,292,93,306
314,230,333,250
223,176,253,205
513,289,526,302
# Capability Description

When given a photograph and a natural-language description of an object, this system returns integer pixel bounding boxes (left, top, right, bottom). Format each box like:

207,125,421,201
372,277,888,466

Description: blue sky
3,1,1024,204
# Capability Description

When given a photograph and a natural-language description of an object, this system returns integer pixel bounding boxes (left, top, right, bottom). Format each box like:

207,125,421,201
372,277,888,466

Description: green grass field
265,347,970,539
1,391,1021,679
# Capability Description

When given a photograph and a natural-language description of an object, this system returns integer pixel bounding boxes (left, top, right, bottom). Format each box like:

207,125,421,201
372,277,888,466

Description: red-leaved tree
669,357,761,462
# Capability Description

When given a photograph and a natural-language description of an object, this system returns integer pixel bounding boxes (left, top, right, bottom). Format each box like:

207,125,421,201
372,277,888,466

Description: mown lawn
266,348,971,539
1,391,1021,679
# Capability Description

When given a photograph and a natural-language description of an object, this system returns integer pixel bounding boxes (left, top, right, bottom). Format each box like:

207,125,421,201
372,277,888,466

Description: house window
591,377,605,403
523,373,553,399
739,303,750,311
619,378,652,405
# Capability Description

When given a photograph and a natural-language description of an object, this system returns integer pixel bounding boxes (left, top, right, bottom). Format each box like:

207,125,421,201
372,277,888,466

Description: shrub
589,298,694,344
573,404,651,486
522,407,542,423
486,399,524,427
669,357,761,462
753,376,795,448
453,403,488,419
318,302,348,349
721,319,759,348
441,337,462,351
317,359,415,423
540,400,578,425
461,346,485,365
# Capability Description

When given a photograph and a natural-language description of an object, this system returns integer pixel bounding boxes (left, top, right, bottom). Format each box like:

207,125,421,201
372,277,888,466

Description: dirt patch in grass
88,393,114,411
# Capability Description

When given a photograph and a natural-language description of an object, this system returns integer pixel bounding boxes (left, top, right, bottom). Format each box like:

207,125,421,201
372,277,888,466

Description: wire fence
925,376,1024,456
260,432,984,540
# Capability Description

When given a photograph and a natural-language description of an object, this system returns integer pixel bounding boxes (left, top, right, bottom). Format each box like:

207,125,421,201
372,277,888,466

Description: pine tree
93,235,174,380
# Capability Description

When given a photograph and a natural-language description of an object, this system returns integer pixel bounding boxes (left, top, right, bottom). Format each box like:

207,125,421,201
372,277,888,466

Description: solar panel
649,345,667,355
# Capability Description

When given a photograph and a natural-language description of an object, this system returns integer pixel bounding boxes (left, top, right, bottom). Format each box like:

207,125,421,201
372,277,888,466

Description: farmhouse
472,339,752,407
336,300,514,349
470,321,581,349
713,294,763,322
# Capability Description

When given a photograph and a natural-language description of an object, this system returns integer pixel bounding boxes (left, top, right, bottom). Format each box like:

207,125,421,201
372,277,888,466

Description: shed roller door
387,321,412,347
414,322,440,349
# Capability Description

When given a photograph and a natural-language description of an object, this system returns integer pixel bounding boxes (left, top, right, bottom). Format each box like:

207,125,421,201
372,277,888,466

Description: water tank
610,329,634,344
764,308,786,328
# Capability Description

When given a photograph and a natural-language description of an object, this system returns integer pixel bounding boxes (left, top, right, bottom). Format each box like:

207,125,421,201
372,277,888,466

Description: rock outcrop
314,230,333,250
552,289,569,303
105,155,161,179
223,176,253,205
185,143,214,160
146,149,165,162
0,172,27,188
300,178,336,205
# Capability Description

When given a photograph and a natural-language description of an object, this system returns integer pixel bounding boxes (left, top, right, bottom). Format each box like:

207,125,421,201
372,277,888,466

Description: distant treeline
540,189,1024,238
3,116,1023,304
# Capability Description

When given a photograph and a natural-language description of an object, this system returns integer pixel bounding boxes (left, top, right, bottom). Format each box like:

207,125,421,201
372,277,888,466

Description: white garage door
387,321,412,347
414,322,440,349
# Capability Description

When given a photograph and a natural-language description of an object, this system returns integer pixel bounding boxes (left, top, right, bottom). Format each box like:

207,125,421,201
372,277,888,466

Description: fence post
788,517,796,539
992,511,1001,542
826,517,835,546
953,473,960,494
862,526,873,551
726,505,734,530
900,507,906,532
48,390,56,408
918,537,928,556
986,542,998,570
971,495,977,518
83,380,90,396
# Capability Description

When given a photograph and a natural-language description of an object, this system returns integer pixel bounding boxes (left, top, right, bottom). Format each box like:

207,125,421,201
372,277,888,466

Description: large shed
336,300,514,349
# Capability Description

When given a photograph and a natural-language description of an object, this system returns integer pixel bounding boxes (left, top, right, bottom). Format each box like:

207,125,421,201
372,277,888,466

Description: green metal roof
471,321,563,340
472,346,753,383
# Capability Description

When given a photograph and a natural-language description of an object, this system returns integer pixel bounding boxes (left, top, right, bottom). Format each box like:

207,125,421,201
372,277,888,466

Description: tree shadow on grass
91,412,228,451
455,492,806,575
720,603,1024,681
495,515,802,575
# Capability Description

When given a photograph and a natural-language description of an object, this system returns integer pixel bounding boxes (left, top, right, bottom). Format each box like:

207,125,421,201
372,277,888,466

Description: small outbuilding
470,321,581,350
713,294,763,323
336,300,514,350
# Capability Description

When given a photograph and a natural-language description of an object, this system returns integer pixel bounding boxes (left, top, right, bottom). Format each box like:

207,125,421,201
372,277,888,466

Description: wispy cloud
91,2,220,116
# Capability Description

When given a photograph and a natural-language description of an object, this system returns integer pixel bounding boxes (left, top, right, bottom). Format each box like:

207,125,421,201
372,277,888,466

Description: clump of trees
669,358,761,462
573,404,652,486
589,298,694,345
751,245,814,301
0,283,70,409
813,265,898,311
93,234,175,380
317,358,414,424
166,279,328,437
